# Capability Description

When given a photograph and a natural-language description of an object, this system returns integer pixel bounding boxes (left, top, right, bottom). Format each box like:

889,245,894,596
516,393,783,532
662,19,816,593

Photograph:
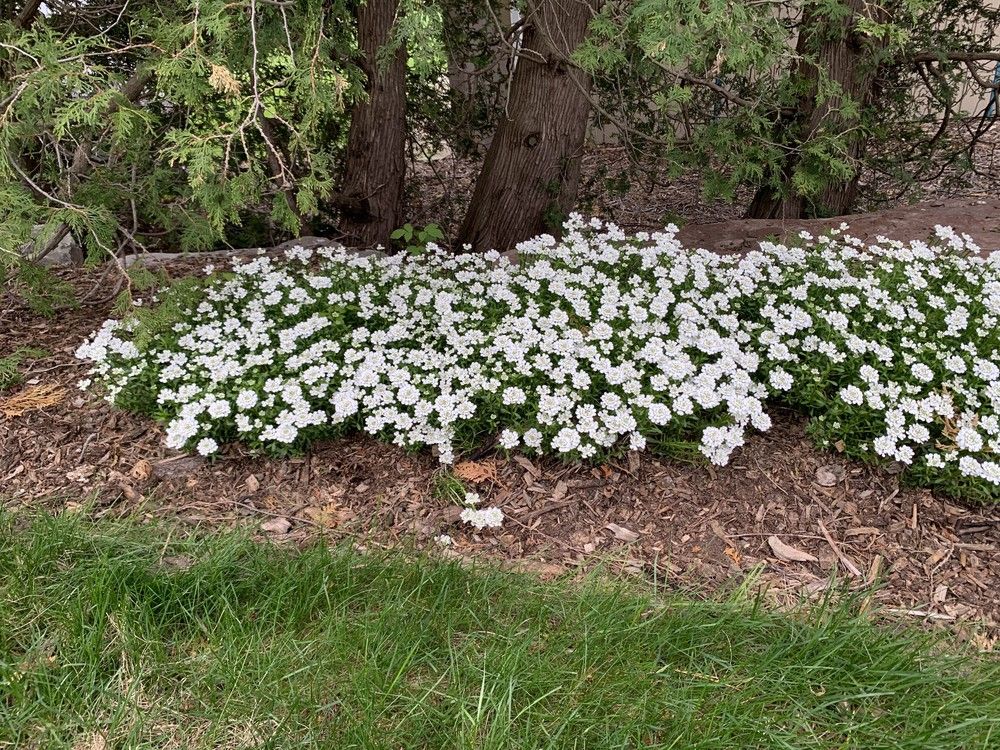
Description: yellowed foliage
0,383,66,417
452,459,498,483
208,64,242,96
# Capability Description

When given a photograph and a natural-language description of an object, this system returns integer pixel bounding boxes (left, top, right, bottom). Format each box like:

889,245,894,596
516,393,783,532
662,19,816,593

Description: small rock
815,464,844,487
30,225,83,266
261,516,292,534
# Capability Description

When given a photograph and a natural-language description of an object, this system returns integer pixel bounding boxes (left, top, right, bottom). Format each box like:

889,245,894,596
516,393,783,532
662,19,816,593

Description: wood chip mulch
2,266,999,652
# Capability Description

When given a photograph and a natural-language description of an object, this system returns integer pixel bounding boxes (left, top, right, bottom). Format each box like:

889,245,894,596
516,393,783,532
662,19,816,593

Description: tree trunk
747,0,885,219
442,2,515,156
338,0,407,248
2,1,42,87
1,0,40,27
457,0,597,252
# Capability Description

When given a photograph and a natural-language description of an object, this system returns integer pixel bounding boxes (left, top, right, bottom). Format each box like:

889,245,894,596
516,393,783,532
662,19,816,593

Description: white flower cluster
738,225,1000,495
458,492,504,530
77,215,767,468
75,217,1000,499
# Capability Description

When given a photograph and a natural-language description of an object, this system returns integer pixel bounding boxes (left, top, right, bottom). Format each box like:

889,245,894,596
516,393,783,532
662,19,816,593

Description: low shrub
76,217,1000,501
742,226,1000,501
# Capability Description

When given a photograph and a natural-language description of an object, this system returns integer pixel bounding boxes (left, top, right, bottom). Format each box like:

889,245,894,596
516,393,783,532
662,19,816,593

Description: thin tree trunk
338,0,407,248
2,1,43,90
457,0,597,252
443,3,514,156
747,0,885,219
14,0,41,28
1,0,41,27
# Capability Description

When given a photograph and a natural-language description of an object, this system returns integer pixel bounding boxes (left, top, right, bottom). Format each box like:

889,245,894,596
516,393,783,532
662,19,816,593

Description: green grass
1,514,998,749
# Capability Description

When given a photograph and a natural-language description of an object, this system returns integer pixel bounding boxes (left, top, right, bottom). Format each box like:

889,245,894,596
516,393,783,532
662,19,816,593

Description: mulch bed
2,261,999,651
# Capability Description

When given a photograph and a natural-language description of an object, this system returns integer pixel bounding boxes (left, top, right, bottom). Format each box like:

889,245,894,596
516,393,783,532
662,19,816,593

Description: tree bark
747,0,885,219
338,0,407,248
2,1,42,91
1,0,40,28
457,0,598,252
14,0,41,29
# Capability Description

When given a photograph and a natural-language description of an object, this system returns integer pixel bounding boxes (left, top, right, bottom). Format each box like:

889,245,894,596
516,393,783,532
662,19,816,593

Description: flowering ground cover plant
740,226,1000,503
76,217,1000,504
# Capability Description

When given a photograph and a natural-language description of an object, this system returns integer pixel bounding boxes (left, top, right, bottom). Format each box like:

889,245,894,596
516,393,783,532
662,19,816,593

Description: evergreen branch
13,67,154,261
911,51,1000,90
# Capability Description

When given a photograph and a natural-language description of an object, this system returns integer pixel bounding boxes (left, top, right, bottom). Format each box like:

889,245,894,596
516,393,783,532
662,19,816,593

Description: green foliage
866,0,1000,201
124,275,210,350
390,221,445,254
430,469,467,503
0,347,47,393
576,0,798,199
0,0,448,280
395,0,448,77
2,0,996,280
9,262,77,317
575,0,999,213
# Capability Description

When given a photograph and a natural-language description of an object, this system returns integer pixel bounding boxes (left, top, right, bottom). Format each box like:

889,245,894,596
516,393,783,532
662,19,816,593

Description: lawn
1,513,998,749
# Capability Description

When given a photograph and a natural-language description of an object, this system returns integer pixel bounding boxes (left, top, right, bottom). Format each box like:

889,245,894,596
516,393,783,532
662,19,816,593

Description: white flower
647,403,672,426
207,400,232,418
910,363,934,383
460,506,504,529
839,386,864,406
551,427,581,453
944,356,967,374
196,437,219,456
523,429,543,449
925,453,945,468
74,217,1000,497
499,429,520,449
236,390,259,410
956,426,984,452
502,386,527,405
768,368,794,392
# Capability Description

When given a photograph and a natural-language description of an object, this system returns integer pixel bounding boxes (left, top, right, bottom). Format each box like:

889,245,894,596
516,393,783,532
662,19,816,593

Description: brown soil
677,197,1000,255
2,271,998,649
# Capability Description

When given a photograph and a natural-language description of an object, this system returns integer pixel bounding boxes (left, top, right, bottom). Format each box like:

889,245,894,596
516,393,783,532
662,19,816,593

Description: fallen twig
818,520,862,577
